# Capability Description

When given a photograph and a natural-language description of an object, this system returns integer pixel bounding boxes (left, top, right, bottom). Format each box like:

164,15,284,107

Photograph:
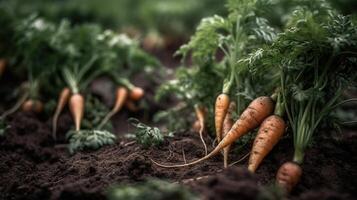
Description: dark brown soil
0,112,356,200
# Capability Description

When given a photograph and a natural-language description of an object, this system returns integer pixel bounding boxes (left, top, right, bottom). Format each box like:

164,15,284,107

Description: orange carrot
276,162,302,192
151,96,274,168
69,93,84,131
222,102,236,168
52,88,71,139
111,87,128,112
129,86,144,101
192,120,201,133
0,59,6,76
215,94,230,143
21,99,43,113
195,105,208,155
247,115,285,172
98,87,128,128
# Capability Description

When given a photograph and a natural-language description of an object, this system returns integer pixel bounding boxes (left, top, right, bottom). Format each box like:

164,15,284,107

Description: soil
0,112,356,200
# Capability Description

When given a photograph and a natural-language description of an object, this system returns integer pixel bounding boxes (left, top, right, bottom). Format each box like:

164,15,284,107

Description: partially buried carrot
195,105,208,155
52,88,71,140
192,120,201,133
248,115,285,172
69,93,84,131
129,86,144,101
215,93,230,143
276,162,302,192
151,96,274,168
22,99,43,113
98,87,128,128
222,101,235,168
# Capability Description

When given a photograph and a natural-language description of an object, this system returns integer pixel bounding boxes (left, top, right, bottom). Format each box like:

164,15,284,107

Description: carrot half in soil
98,87,128,129
151,96,274,168
21,99,43,113
194,104,208,155
52,88,71,140
69,93,84,131
222,101,235,168
276,161,302,193
215,93,230,143
248,94,286,172
129,86,144,101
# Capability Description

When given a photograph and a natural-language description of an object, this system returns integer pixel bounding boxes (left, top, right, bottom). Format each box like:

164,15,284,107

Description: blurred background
0,0,226,55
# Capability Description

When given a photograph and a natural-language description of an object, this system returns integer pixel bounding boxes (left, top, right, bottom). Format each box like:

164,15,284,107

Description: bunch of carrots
0,13,159,152
152,0,357,195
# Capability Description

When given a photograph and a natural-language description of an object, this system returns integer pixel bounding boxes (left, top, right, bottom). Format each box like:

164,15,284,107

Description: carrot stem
293,147,304,164
274,92,285,117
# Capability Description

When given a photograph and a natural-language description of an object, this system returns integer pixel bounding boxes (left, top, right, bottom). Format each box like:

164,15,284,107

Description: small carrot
98,87,128,128
0,59,6,76
215,93,230,143
52,88,71,140
151,96,274,168
69,93,84,131
222,102,236,168
129,86,144,101
21,99,43,113
192,120,201,133
276,162,302,193
195,105,208,155
247,115,285,172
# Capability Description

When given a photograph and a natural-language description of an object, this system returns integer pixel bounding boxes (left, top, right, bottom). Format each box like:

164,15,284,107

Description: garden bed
0,112,355,200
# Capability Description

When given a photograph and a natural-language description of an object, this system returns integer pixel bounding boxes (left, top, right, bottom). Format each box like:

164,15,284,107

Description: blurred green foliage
128,118,166,148
67,129,116,154
107,179,198,200
0,0,226,38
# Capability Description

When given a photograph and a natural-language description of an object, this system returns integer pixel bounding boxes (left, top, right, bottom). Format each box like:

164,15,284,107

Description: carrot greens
128,118,166,148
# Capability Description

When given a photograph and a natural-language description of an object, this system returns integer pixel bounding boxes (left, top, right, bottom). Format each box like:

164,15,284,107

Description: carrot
192,120,201,133
195,105,208,155
215,93,230,143
248,115,285,172
21,99,43,113
98,87,128,128
222,102,236,168
247,91,286,172
276,162,302,192
129,86,144,101
151,96,274,168
0,59,6,76
69,93,84,131
52,88,71,140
